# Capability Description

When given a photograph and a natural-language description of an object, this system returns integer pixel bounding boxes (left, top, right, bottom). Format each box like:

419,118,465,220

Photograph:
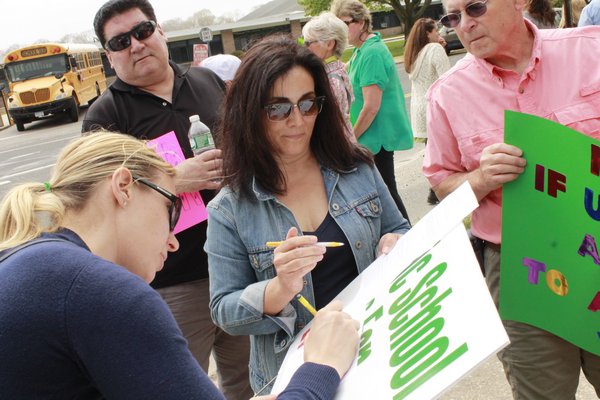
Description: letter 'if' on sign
200,27,213,42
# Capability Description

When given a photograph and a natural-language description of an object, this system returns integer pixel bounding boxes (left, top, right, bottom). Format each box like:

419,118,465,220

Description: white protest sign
272,182,509,399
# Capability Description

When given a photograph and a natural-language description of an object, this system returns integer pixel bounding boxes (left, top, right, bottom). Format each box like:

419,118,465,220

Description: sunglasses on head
105,20,157,52
263,96,326,122
440,0,488,28
133,176,182,232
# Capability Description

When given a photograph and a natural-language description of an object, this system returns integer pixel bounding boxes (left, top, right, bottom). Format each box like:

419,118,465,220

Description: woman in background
331,0,413,223
404,18,450,205
302,12,355,142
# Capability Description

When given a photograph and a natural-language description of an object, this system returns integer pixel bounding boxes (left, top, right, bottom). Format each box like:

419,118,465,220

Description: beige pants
484,246,600,399
157,278,253,400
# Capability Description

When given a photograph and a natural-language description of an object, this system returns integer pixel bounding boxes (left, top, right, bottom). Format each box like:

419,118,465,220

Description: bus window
5,54,68,82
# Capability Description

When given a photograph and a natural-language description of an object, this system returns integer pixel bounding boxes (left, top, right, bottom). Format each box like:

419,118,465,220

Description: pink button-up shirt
424,21,600,244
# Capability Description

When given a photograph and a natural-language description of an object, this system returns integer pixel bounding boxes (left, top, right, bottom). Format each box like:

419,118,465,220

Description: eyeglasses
105,20,157,52
263,96,326,121
341,18,357,26
304,39,318,47
133,176,182,232
439,0,489,28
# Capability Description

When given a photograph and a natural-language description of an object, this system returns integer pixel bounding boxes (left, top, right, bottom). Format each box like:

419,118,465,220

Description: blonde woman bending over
0,132,359,400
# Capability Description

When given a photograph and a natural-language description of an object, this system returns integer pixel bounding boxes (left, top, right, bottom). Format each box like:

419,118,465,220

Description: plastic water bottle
188,114,215,155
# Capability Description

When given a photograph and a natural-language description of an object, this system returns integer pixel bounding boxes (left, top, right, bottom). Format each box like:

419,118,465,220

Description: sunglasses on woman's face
263,96,326,122
133,177,182,232
105,20,157,52
440,0,489,28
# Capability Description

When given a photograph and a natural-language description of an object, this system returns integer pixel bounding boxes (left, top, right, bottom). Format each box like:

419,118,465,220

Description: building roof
239,0,305,21
165,0,307,41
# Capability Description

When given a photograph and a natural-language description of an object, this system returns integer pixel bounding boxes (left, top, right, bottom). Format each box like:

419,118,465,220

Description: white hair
302,12,349,59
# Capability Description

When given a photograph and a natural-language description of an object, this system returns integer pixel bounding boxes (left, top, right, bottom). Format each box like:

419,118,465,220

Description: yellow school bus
2,43,107,131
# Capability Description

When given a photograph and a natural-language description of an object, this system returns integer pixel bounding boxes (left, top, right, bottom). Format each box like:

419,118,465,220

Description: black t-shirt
82,61,226,288
305,213,358,310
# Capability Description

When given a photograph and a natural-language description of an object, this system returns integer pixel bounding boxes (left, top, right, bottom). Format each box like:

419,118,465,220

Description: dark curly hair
218,34,372,200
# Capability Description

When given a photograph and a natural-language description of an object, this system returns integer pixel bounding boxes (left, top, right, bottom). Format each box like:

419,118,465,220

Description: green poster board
501,110,600,355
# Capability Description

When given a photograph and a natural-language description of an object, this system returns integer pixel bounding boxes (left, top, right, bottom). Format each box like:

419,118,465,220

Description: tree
375,0,432,38
299,0,432,38
60,31,95,44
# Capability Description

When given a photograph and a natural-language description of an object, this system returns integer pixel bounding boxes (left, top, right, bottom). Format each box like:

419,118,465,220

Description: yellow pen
266,241,344,248
296,294,317,316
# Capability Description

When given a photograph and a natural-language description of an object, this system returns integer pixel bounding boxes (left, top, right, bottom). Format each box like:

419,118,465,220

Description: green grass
341,39,406,63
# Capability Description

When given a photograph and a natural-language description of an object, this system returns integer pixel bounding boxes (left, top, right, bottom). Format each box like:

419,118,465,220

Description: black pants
374,149,410,224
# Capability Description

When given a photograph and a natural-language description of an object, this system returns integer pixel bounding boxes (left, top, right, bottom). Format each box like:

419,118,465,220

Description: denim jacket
205,161,410,392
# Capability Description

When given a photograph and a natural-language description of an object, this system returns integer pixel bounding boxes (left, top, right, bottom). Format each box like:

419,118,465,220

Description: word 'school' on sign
273,183,509,399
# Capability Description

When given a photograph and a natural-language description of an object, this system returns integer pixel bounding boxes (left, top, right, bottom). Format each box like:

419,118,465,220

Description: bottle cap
189,114,200,122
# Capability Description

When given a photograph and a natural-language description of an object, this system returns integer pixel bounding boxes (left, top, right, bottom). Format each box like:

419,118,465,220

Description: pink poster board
148,131,208,234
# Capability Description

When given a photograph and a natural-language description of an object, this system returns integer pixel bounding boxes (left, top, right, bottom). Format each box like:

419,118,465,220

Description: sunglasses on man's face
133,177,182,232
105,20,157,52
440,0,489,28
263,96,326,122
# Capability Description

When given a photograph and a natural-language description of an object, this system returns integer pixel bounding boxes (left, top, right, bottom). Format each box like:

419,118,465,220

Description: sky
0,0,268,52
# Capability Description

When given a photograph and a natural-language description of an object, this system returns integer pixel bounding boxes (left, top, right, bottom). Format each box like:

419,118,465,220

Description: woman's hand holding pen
263,227,325,315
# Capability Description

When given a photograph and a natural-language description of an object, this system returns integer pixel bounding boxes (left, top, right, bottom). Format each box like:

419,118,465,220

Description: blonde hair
302,12,349,59
330,0,373,35
0,131,175,251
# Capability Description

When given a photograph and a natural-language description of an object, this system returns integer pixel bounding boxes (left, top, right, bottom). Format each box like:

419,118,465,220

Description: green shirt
348,32,413,153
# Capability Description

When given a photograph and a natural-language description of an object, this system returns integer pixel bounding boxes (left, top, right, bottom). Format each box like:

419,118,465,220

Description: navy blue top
0,229,341,399
305,213,358,310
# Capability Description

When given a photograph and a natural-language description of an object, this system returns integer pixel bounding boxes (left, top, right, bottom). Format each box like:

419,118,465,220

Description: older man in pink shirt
423,0,600,397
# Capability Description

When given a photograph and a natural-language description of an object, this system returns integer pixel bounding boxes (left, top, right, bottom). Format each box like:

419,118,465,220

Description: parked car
439,26,464,55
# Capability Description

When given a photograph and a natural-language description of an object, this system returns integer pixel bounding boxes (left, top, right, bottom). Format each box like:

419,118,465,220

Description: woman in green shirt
331,0,413,223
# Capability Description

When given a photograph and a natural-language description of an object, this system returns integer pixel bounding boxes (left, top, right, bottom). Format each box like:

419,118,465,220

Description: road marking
10,151,40,160
0,135,76,155
0,181,11,186
0,164,55,180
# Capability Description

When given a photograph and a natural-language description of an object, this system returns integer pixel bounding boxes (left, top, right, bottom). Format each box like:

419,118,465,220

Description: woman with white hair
302,12,355,142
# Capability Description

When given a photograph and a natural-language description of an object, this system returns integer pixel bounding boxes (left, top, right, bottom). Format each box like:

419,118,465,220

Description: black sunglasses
341,18,357,26
133,176,182,232
263,96,326,122
105,20,157,52
440,0,488,28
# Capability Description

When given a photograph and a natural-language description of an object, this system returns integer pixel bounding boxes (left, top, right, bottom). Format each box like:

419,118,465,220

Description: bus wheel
15,119,25,132
68,98,79,122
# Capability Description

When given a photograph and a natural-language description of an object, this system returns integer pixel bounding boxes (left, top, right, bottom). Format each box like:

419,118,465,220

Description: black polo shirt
82,61,226,289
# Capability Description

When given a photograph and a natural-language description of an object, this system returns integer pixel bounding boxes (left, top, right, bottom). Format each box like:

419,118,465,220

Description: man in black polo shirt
82,1,252,399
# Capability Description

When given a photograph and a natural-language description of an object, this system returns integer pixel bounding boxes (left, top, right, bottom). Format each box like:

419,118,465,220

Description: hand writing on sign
304,300,360,379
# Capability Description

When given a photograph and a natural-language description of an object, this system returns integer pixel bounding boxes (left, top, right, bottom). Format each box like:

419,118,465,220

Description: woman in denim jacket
205,35,411,394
